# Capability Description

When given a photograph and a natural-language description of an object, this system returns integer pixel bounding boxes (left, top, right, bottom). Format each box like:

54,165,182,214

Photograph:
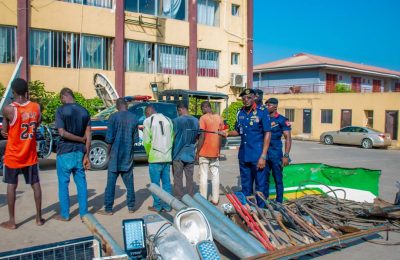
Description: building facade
253,53,400,145
253,53,400,94
0,0,251,101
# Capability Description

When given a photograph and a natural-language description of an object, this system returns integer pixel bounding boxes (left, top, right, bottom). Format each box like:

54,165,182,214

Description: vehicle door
336,127,353,144
349,127,367,145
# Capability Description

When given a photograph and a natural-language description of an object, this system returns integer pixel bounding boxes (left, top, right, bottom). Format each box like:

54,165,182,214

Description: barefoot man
1,78,44,229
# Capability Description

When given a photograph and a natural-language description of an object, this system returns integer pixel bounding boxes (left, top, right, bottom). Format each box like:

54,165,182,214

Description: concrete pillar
247,0,254,88
115,0,125,96
188,0,197,91
17,0,29,81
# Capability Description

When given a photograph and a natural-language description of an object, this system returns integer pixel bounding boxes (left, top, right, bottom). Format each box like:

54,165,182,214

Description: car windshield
93,105,117,120
93,103,137,120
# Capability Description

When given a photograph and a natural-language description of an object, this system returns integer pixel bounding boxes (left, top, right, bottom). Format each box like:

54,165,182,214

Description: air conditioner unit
231,73,246,88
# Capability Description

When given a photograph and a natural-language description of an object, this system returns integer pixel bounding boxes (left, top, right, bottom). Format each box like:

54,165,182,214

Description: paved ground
0,140,399,259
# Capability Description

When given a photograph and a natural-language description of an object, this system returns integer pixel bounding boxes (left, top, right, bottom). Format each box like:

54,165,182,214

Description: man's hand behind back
83,155,91,170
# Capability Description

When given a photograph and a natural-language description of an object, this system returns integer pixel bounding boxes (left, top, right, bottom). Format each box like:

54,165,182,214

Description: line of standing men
1,79,290,229
1,79,91,228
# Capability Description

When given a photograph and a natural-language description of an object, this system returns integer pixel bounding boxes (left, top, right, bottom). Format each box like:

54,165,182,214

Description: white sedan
320,126,392,149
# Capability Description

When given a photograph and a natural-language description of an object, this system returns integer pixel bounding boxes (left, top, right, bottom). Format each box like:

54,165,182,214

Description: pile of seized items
122,183,399,260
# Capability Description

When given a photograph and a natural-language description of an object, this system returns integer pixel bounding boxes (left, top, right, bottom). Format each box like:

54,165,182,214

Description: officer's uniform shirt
268,113,291,159
235,103,271,162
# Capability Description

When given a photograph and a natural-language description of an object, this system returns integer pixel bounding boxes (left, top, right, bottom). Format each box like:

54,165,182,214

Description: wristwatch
260,154,267,160
283,153,290,158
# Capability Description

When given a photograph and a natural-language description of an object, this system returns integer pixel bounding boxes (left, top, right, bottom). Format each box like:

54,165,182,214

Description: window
365,110,373,128
51,31,80,68
126,41,155,73
125,0,154,15
158,44,188,75
30,30,51,66
159,0,186,20
197,49,219,77
231,52,239,65
285,109,295,122
81,35,114,70
231,4,240,16
125,0,187,20
340,127,353,132
321,109,333,124
198,0,219,26
30,29,113,70
0,26,16,64
62,0,113,9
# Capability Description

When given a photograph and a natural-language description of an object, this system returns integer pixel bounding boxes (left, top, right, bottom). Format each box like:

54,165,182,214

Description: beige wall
0,0,17,26
272,93,400,145
0,0,247,103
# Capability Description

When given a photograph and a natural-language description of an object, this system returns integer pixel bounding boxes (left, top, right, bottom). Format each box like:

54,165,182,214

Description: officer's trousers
239,161,269,208
266,159,284,203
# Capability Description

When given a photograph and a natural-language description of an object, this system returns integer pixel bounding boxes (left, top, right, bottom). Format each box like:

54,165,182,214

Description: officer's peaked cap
266,97,279,105
239,88,255,97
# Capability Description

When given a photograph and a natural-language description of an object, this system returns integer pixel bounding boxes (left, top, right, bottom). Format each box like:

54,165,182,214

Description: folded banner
269,163,380,203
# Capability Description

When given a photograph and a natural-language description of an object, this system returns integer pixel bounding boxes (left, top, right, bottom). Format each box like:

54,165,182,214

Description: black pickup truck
88,97,178,170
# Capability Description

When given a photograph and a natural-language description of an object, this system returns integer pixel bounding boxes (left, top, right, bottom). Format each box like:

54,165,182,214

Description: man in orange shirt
0,78,44,229
196,101,225,205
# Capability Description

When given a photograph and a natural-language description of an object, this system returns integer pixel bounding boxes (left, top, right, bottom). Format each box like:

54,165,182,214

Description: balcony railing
257,83,400,94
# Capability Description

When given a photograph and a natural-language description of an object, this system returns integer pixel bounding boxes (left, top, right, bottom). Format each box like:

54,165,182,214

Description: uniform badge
285,121,291,126
255,116,259,123
249,121,253,126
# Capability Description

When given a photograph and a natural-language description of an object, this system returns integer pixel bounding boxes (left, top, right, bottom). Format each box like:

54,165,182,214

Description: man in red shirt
1,78,44,229
196,101,225,205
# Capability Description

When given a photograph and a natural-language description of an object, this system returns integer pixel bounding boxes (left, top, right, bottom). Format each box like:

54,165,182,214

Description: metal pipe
182,195,258,259
193,193,266,254
148,183,187,211
81,213,126,257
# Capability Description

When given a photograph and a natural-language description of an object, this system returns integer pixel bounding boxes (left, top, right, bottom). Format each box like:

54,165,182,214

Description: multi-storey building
253,53,400,145
0,0,252,102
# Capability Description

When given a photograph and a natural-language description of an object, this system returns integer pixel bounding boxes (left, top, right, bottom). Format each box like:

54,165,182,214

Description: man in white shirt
143,105,174,212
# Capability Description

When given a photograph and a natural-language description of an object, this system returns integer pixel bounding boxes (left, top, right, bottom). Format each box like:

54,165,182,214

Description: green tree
335,83,352,93
0,82,5,97
42,91,103,124
222,101,242,130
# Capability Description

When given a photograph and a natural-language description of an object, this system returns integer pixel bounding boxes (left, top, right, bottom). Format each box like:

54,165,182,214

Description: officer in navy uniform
254,89,264,108
265,98,292,203
228,89,271,207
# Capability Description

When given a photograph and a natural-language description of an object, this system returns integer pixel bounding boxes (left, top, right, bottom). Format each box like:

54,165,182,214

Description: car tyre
88,140,109,170
361,138,373,149
323,135,333,145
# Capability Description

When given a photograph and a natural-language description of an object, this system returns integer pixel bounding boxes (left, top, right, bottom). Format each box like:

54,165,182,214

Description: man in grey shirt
172,102,199,199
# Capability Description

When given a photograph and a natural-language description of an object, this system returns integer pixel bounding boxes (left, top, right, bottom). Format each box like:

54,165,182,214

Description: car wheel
88,140,109,170
361,138,373,149
0,140,6,176
323,135,333,145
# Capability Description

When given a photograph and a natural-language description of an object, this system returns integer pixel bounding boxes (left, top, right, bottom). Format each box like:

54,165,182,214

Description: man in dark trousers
172,102,199,199
98,98,138,215
1,78,44,229
265,98,292,203
228,89,271,207
55,88,91,221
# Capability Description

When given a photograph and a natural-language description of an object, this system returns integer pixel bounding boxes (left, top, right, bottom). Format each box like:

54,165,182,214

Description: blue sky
254,0,400,71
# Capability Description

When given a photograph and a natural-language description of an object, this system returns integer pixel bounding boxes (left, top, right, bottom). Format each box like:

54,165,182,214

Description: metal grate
197,240,221,260
0,236,101,260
